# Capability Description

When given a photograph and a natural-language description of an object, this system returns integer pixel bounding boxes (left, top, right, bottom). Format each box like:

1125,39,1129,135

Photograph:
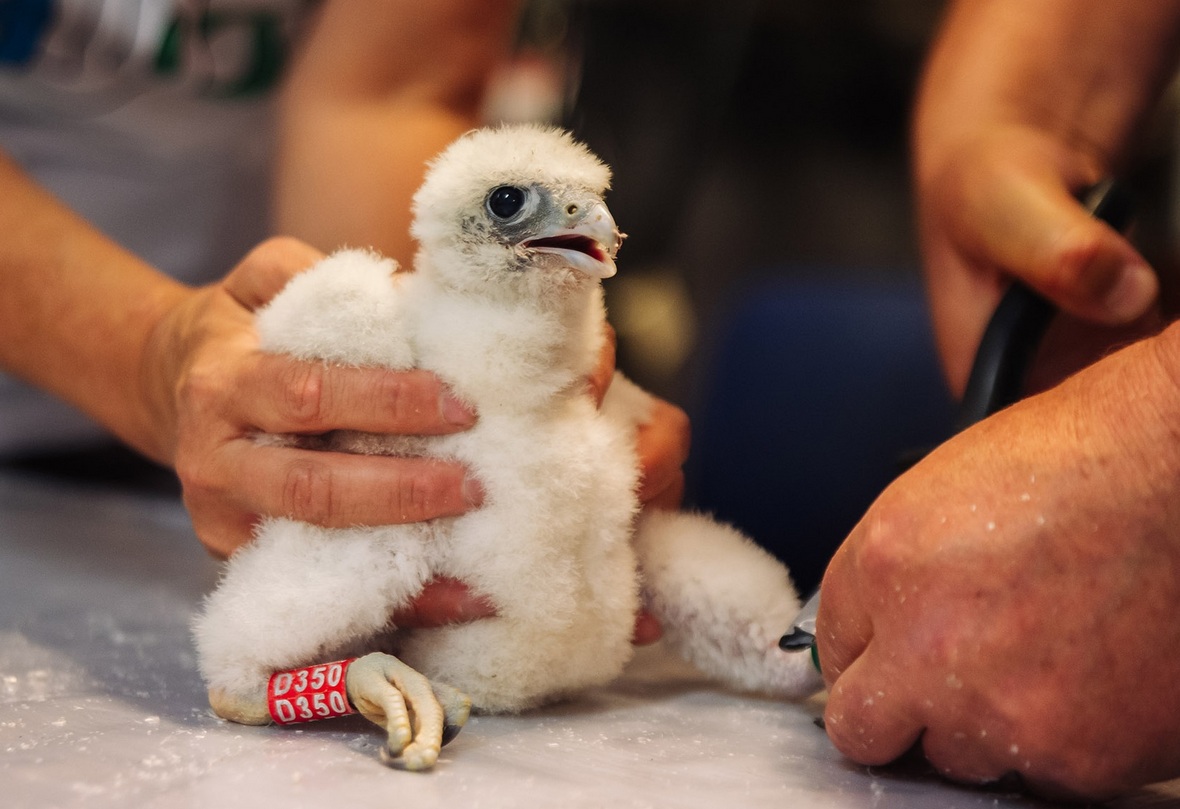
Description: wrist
0,153,195,465
133,281,199,465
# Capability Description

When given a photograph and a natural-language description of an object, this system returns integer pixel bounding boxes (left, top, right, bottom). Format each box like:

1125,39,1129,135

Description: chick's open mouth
523,234,610,262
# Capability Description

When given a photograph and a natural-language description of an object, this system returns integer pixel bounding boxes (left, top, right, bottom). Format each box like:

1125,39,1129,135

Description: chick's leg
347,652,471,771
208,685,270,725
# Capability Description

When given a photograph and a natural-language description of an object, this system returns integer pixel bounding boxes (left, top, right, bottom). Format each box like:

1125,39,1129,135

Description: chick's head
411,125,623,299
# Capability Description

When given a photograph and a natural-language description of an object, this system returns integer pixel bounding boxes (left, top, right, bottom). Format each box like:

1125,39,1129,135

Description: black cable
953,179,1135,431
785,180,1138,658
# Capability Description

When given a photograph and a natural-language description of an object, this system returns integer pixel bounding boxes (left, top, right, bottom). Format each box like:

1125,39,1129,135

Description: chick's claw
431,680,473,747
346,652,471,771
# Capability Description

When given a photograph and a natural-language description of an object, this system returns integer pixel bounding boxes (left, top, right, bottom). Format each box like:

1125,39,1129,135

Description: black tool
955,178,1135,430
780,178,1136,659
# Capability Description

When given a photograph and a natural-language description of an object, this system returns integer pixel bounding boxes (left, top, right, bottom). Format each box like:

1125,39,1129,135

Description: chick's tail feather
633,510,823,699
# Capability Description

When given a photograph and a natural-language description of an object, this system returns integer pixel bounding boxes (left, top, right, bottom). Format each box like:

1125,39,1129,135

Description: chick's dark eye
487,186,527,220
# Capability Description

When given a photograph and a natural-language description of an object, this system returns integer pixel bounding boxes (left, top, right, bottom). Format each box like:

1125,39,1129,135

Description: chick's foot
347,652,471,771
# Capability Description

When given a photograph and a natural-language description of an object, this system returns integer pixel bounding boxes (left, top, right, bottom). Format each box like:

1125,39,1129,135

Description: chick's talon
346,652,471,771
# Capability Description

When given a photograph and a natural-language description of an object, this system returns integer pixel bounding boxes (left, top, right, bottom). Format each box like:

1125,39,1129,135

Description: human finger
642,471,685,512
631,610,663,646
635,397,690,508
221,239,480,440
180,439,483,530
813,530,875,686
920,723,1021,790
392,578,497,629
818,493,945,766
223,237,327,311
229,355,476,437
822,644,926,767
184,496,259,559
951,158,1156,324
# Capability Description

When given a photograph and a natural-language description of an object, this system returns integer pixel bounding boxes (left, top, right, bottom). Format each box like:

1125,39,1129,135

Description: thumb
224,237,327,311
957,170,1156,324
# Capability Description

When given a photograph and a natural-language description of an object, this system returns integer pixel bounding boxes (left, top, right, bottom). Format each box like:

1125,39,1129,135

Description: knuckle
1041,228,1104,299
174,454,213,496
173,443,223,501
391,464,452,521
175,360,227,418
377,373,409,422
823,692,887,764
278,361,329,429
282,458,335,524
400,477,436,521
856,504,916,580
377,372,429,428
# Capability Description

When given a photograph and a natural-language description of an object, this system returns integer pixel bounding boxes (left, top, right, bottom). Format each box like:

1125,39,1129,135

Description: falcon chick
193,125,820,771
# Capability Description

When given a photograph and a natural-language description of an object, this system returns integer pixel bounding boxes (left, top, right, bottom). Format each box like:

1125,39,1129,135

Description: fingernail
462,475,486,508
441,393,476,426
1104,262,1158,321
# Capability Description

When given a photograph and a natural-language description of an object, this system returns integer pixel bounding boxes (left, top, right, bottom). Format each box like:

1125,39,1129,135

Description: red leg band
268,658,357,725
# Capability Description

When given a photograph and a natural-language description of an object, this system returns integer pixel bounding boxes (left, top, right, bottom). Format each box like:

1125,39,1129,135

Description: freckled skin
818,327,1180,801
899,3,1180,794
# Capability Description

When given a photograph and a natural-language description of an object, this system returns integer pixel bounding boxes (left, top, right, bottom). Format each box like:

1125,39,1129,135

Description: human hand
624,395,690,646
587,325,690,644
391,577,496,628
369,320,688,643
634,395,691,511
143,238,484,560
369,324,687,642
587,324,691,512
916,126,1161,394
817,324,1180,800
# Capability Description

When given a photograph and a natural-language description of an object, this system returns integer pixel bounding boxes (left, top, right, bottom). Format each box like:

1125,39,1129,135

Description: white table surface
3,472,1179,808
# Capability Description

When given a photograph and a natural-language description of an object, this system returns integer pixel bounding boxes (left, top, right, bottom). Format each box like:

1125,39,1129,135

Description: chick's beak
523,200,624,279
